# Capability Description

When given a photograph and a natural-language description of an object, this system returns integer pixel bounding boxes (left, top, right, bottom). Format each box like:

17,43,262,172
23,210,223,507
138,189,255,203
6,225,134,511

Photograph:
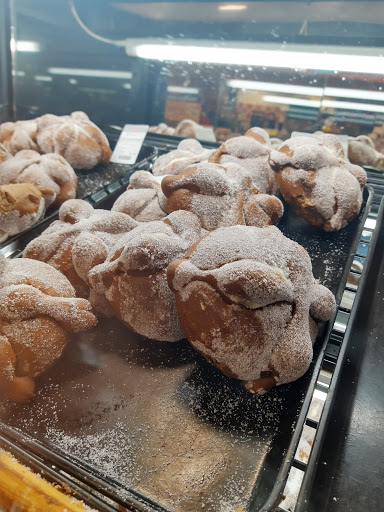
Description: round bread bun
167,225,335,394
0,256,97,402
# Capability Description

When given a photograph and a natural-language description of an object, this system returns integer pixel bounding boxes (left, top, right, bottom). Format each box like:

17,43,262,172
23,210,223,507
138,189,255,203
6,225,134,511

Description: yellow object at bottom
0,450,94,512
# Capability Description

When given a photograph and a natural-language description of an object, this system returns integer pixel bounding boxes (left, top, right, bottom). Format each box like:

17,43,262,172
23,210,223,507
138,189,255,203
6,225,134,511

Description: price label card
194,125,217,142
110,124,149,164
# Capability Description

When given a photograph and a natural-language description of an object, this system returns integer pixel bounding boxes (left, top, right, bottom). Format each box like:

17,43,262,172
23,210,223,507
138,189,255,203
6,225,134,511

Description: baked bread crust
167,225,335,394
0,257,97,402
112,171,168,221
0,150,77,207
88,210,204,341
162,161,283,230
37,111,112,170
348,135,384,170
0,183,52,241
0,119,39,154
270,134,366,231
153,138,214,177
23,199,137,316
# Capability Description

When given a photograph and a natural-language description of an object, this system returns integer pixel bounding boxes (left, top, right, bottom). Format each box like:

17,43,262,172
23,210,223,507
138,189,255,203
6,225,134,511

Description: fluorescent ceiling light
122,83,132,89
263,95,322,108
228,80,384,102
167,85,199,95
34,75,52,82
227,79,323,96
218,4,247,11
324,87,384,102
48,67,133,79
322,99,384,113
11,40,40,52
135,44,384,75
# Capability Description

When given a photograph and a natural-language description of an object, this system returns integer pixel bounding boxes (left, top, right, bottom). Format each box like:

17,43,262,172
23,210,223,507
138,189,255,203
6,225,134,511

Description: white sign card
110,124,149,165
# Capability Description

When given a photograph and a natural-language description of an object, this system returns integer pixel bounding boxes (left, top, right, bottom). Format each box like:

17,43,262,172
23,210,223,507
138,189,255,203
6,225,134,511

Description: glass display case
1,1,384,512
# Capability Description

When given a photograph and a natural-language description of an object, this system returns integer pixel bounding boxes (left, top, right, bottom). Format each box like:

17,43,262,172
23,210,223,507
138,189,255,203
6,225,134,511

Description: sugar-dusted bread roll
348,135,384,170
174,119,200,139
152,138,214,176
23,199,138,314
167,225,335,394
88,210,204,341
0,256,97,402
148,122,175,135
270,134,366,231
112,171,168,221
209,127,278,195
0,142,12,164
37,111,112,170
0,150,77,207
0,119,40,154
0,183,53,242
162,161,283,230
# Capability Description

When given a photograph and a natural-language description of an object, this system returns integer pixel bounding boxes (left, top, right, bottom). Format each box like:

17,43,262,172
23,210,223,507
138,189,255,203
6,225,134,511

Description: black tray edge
258,185,375,512
293,192,384,512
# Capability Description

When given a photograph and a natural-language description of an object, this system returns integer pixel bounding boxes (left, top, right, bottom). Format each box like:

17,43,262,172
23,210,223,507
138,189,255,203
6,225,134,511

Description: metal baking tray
297,196,384,512
0,138,375,511
0,142,157,256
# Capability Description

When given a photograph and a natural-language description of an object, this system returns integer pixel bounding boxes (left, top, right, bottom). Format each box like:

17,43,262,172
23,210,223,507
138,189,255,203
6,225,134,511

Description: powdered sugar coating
162,161,283,231
0,119,39,154
0,142,11,164
270,135,367,231
88,211,204,341
0,183,46,241
174,119,200,139
37,111,112,170
153,139,214,176
0,256,97,402
0,150,77,207
148,122,175,135
348,135,384,170
209,132,278,195
24,199,138,305
112,171,168,221
167,225,335,393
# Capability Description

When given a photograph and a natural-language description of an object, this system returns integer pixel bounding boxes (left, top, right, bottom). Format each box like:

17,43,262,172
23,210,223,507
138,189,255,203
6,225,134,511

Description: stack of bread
0,111,112,241
18,127,353,399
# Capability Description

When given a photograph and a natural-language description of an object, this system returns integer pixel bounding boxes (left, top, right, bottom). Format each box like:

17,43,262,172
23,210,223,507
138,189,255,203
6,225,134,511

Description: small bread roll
112,171,168,221
0,183,53,242
270,134,366,231
162,161,283,230
37,111,112,170
88,210,204,341
152,138,214,177
0,150,77,207
209,127,278,195
0,119,39,154
0,256,97,402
